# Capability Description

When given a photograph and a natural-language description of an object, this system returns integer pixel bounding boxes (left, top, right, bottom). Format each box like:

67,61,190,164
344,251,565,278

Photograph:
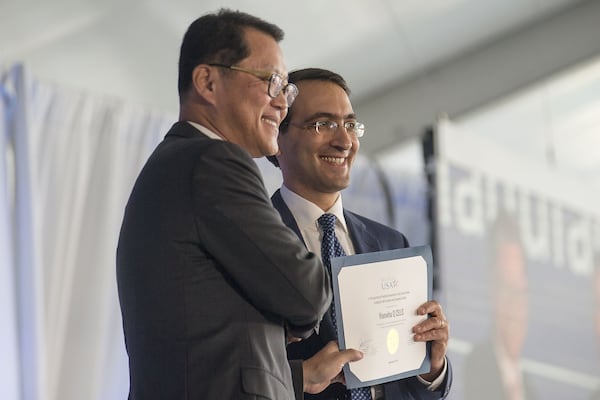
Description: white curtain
1,64,175,400
1,64,22,400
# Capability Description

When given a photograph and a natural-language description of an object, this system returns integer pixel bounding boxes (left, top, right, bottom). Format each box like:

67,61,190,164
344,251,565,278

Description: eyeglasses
208,64,299,106
287,120,365,138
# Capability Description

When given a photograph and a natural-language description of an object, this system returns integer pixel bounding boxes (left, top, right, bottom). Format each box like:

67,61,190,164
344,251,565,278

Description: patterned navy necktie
318,213,372,400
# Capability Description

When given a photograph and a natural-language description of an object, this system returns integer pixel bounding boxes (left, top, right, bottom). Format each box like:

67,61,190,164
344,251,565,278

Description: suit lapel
344,211,381,253
272,190,381,254
271,190,306,247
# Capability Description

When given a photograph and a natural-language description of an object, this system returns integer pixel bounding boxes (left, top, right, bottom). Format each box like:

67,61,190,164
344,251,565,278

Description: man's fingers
303,342,365,394
336,348,364,364
417,300,443,316
320,342,363,365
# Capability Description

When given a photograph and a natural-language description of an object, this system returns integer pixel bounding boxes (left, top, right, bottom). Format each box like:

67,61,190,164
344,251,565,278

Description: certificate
330,245,433,389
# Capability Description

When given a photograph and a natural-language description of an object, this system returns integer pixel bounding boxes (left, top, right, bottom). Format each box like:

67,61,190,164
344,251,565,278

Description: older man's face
213,27,289,158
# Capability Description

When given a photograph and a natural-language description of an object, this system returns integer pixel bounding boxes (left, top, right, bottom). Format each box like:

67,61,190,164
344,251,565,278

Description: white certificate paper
331,245,433,389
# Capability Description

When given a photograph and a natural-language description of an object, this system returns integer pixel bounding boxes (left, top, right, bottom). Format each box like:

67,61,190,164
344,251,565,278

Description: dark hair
267,68,350,167
178,8,284,96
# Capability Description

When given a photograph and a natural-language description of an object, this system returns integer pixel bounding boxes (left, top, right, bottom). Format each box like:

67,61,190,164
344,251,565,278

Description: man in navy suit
268,68,452,400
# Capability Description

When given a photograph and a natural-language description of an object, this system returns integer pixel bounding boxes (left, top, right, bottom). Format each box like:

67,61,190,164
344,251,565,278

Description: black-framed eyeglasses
287,120,365,138
208,63,299,106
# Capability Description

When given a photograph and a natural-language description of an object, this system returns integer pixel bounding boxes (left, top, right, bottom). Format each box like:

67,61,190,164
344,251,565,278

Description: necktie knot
318,213,345,263
318,213,337,233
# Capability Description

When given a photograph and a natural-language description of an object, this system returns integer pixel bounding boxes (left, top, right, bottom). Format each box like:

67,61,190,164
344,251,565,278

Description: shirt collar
186,121,224,140
280,185,348,234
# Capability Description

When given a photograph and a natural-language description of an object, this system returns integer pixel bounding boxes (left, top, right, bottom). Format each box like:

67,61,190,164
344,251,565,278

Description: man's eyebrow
303,112,357,121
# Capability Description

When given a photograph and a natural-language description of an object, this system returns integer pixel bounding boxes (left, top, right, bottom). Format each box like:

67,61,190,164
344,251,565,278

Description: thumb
336,348,364,364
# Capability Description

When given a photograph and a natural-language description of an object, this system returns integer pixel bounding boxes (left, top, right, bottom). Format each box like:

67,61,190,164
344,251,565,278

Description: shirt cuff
417,357,447,391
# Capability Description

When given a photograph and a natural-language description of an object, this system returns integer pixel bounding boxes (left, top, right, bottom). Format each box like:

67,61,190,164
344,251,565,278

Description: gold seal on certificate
387,328,399,355
331,245,433,389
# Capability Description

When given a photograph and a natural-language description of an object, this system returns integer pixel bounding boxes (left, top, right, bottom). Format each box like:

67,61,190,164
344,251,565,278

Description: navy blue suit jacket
272,189,452,400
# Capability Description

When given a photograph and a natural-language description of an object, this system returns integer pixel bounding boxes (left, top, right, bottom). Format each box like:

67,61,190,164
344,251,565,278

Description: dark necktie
318,213,372,400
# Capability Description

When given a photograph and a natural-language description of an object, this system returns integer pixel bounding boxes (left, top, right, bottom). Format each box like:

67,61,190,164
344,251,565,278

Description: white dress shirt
187,121,224,140
280,185,355,257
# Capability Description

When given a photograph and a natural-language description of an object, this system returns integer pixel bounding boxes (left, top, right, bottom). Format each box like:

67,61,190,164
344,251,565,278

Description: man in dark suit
117,11,361,400
268,68,452,399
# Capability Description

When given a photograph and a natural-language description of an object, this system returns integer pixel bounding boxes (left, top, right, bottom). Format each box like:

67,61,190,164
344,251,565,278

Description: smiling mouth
262,117,278,128
320,156,346,165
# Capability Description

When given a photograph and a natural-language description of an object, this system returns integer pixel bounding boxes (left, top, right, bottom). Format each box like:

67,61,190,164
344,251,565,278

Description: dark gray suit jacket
272,189,452,400
117,122,331,400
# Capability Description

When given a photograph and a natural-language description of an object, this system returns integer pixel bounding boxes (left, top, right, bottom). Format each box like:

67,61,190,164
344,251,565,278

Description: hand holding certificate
330,245,433,389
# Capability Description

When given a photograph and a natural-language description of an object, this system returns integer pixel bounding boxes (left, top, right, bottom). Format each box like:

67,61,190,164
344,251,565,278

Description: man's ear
191,64,217,104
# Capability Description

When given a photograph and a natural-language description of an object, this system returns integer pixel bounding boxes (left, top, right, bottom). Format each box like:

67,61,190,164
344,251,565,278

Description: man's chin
264,142,279,157
253,146,278,159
